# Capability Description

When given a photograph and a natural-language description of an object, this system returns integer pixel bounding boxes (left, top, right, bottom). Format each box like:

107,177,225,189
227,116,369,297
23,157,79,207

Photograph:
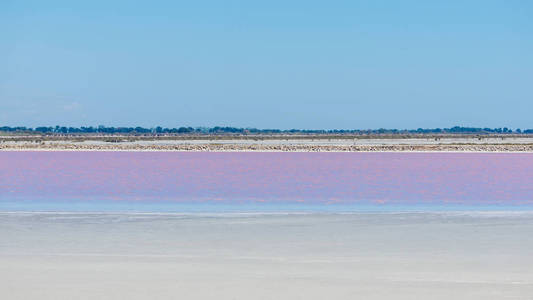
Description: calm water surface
1,151,533,211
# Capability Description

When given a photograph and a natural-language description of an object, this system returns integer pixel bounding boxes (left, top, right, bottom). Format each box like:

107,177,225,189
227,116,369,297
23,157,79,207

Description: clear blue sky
1,0,532,129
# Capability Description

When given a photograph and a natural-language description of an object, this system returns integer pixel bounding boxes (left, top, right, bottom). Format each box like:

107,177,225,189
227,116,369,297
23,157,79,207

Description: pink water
1,151,533,210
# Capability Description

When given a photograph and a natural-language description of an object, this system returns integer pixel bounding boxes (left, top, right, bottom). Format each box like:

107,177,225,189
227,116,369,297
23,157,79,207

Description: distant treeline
0,125,531,135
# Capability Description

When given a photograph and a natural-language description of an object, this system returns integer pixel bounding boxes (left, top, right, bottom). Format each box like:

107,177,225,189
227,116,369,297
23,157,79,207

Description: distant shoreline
3,142,533,152
4,135,533,152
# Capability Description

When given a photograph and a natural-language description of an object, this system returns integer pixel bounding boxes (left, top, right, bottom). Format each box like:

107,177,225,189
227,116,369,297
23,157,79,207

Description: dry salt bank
1,212,533,300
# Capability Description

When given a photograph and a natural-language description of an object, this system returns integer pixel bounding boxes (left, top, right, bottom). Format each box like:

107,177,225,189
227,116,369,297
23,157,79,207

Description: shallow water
2,152,533,211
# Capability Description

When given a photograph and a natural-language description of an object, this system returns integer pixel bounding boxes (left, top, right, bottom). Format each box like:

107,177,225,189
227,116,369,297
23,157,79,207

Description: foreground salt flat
1,212,533,299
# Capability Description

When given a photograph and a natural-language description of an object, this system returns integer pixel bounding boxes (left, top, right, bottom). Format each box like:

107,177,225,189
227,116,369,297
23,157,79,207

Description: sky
1,0,532,130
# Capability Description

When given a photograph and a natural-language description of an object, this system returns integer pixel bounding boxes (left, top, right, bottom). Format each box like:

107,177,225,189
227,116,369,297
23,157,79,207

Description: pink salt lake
1,151,533,211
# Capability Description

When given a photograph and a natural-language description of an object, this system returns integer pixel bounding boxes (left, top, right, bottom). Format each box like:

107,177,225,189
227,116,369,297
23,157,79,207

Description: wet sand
2,212,533,299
